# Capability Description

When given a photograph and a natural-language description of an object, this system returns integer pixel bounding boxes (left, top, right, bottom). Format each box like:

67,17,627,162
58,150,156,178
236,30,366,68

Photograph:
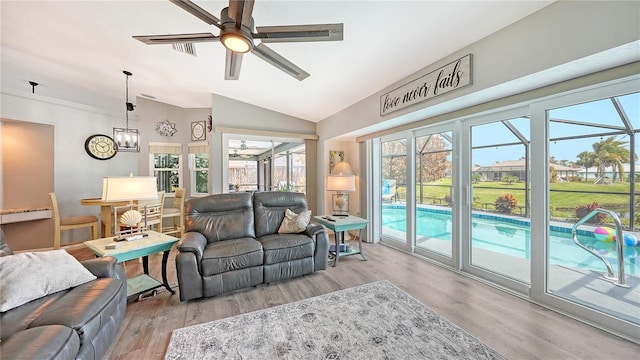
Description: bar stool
161,188,185,237
49,192,99,249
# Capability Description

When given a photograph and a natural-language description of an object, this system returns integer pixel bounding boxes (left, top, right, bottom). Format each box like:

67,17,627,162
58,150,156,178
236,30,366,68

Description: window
188,142,209,195
149,142,182,194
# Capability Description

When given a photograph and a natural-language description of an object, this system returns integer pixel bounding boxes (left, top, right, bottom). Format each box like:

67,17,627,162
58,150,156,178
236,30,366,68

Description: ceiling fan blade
170,0,223,30
254,23,343,43
228,0,254,28
252,43,310,81
133,33,219,45
225,50,244,80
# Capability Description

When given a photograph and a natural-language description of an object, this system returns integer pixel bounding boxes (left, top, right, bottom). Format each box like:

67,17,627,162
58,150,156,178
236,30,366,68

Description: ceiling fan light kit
134,0,343,81
220,29,253,53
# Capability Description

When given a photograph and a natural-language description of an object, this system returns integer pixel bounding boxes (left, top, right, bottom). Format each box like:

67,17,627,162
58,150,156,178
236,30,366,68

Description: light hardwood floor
69,243,640,359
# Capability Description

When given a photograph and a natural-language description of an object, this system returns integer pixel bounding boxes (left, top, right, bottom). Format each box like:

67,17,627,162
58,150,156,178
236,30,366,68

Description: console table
314,215,368,267
84,230,178,299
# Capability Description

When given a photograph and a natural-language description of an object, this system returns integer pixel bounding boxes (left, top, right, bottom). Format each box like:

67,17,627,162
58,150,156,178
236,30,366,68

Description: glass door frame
413,123,460,269
379,131,414,253
529,76,639,341
460,105,532,295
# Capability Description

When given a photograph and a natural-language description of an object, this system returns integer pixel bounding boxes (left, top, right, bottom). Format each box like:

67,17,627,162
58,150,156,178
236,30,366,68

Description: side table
84,230,178,298
314,215,368,267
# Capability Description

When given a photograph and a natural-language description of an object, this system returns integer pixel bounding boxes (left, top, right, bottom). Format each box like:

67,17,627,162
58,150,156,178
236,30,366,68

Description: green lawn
394,178,638,228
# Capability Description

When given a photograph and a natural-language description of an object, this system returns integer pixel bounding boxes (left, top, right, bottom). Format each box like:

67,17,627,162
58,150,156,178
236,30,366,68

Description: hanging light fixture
113,70,140,152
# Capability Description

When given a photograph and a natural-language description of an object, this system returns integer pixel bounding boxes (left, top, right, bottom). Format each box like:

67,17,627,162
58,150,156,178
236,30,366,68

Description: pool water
382,206,640,275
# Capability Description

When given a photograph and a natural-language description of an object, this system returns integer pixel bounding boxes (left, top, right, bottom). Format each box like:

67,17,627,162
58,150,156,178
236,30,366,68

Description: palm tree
576,151,597,181
592,136,631,182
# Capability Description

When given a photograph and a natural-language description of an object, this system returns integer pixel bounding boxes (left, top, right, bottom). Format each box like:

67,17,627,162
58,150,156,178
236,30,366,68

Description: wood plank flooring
69,243,640,359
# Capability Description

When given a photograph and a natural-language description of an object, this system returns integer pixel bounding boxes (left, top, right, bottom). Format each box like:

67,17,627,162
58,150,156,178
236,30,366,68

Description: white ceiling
1,1,554,123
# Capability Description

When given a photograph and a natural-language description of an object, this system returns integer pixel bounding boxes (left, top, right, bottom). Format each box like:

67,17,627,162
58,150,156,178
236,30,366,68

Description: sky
471,92,639,167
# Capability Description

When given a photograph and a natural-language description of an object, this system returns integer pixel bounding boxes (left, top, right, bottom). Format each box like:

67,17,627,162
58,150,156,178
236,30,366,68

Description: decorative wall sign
156,120,177,137
191,121,206,141
380,54,472,116
329,150,344,173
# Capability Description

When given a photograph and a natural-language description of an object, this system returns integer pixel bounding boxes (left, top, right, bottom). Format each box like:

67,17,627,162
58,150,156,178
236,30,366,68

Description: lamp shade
327,175,355,192
331,161,354,176
102,176,158,201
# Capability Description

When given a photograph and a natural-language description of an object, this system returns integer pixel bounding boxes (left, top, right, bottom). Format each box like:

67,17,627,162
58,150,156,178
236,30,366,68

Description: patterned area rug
165,280,506,359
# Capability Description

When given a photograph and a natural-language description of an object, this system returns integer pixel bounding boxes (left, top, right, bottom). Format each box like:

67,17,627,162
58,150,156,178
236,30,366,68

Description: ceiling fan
133,0,344,80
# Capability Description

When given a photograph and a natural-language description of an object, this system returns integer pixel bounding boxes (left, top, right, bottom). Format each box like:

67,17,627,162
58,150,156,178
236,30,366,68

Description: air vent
172,43,197,57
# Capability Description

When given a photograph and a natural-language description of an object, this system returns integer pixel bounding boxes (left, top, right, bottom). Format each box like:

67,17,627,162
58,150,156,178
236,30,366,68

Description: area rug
165,280,506,359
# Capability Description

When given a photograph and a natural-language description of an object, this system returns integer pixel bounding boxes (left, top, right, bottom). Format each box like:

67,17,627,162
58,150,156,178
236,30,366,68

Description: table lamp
327,161,355,216
102,175,158,237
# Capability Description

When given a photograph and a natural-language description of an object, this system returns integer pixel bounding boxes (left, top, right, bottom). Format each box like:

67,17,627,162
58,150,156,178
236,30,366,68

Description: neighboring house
473,159,579,182
577,163,640,181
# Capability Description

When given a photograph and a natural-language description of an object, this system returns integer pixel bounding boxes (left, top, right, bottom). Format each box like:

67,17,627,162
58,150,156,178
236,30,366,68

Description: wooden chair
115,191,165,234
50,192,99,249
137,191,165,232
162,188,186,237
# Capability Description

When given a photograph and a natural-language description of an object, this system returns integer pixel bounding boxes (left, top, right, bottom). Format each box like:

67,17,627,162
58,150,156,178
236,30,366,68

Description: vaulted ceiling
1,1,553,122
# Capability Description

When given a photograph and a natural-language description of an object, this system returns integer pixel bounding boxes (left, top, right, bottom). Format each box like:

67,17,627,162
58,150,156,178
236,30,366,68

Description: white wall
1,90,137,241
315,1,640,215
134,97,211,193
209,94,317,194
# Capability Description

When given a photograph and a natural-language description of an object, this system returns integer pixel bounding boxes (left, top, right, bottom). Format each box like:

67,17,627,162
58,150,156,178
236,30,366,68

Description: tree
592,136,633,182
416,135,449,183
575,151,597,181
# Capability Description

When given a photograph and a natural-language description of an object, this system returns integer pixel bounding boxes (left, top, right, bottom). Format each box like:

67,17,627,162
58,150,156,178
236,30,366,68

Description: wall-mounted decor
156,119,177,137
85,134,117,160
191,120,206,141
329,150,344,173
380,54,472,116
207,114,213,132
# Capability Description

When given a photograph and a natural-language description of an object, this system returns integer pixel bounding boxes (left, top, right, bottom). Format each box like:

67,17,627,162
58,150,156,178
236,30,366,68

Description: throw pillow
278,208,312,234
0,249,97,312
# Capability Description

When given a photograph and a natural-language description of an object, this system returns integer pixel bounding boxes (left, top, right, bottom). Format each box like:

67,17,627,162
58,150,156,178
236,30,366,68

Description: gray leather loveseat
0,233,126,360
176,191,329,301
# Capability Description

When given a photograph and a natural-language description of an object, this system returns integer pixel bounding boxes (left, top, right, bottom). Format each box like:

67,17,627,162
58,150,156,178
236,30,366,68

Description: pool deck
381,205,640,326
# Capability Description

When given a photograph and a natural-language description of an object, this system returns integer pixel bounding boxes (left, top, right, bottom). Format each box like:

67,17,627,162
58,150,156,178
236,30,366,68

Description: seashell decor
120,209,142,227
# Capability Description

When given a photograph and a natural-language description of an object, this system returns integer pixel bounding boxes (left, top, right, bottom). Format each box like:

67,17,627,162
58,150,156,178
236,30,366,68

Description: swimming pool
382,206,640,275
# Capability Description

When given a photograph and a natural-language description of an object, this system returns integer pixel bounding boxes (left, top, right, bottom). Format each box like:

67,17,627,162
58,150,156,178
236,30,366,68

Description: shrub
568,176,581,182
495,193,517,214
575,202,607,224
502,175,518,185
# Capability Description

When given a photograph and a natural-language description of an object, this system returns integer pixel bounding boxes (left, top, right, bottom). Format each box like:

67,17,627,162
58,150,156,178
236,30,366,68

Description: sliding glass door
380,135,409,249
533,80,640,339
464,112,531,287
414,127,455,261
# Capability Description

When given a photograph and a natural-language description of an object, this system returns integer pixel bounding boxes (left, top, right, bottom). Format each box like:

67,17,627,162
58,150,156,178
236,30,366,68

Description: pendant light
113,70,140,152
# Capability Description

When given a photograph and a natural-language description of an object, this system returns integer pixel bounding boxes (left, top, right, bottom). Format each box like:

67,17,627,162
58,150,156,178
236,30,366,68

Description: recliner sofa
176,191,329,301
0,233,126,360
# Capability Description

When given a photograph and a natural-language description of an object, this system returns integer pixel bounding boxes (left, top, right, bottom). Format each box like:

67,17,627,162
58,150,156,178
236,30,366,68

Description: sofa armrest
304,223,325,237
81,256,124,281
177,231,207,264
305,224,329,271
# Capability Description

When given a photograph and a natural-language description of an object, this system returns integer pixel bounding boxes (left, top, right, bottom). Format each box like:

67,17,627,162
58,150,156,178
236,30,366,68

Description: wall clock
84,134,117,160
191,121,206,141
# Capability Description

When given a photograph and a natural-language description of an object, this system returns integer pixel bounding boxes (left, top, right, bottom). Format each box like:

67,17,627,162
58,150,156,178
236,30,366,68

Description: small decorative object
84,134,117,160
120,209,142,227
191,120,206,141
156,119,177,137
207,114,213,132
329,150,344,173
